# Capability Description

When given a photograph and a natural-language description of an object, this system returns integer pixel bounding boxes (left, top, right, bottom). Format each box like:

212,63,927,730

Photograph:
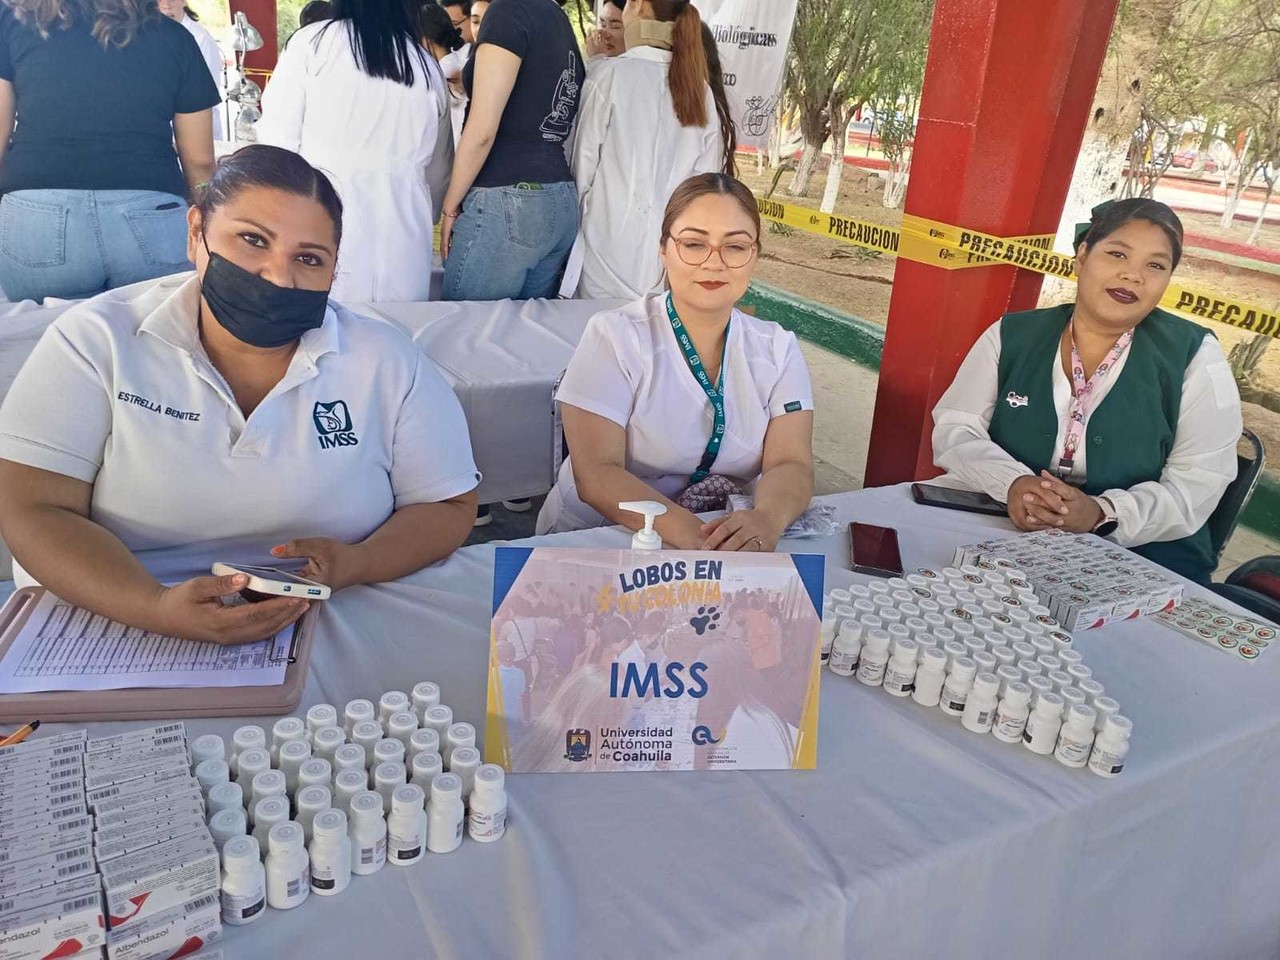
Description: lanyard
665,293,728,486
1056,319,1133,477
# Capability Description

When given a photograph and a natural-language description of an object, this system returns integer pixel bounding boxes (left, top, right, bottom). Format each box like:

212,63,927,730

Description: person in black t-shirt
439,0,585,303
0,0,218,303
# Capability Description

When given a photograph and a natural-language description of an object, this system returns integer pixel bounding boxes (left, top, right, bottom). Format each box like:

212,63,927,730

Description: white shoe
502,499,532,513
474,505,493,527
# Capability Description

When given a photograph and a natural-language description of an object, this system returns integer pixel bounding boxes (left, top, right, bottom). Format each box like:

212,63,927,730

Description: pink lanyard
1056,320,1133,477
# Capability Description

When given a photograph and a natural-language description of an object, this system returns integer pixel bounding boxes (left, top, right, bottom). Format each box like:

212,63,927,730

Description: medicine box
100,832,218,934
0,885,104,960
105,894,220,960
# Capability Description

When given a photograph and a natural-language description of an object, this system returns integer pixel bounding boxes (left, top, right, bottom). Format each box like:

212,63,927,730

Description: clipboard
0,587,317,723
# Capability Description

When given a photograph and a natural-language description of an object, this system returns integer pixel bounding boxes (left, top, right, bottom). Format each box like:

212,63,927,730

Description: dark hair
321,0,433,88
418,1,462,49
661,173,761,250
1078,198,1184,269
602,0,623,10
700,22,736,175
196,145,345,247
438,0,470,11
299,0,332,27
183,5,198,20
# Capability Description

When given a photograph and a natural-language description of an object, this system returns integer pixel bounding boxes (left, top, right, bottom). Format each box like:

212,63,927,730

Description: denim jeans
0,189,192,303
443,182,578,301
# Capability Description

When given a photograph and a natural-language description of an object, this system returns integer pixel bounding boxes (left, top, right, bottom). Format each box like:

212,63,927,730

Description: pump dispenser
619,501,667,550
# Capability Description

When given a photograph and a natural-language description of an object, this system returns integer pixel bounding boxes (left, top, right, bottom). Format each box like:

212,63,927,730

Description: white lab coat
257,21,454,302
570,46,723,300
181,15,224,142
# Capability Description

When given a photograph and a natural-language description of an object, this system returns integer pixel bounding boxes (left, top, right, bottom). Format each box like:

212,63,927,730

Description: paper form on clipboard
0,591,292,693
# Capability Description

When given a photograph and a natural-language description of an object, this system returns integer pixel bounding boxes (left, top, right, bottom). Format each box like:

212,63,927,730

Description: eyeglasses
450,16,467,27
667,236,757,269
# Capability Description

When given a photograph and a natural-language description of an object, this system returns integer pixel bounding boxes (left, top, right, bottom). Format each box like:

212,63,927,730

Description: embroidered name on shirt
117,391,201,421
783,401,803,413
313,400,359,449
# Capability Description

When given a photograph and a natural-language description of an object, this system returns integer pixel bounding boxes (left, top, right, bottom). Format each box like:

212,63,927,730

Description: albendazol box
954,529,1183,630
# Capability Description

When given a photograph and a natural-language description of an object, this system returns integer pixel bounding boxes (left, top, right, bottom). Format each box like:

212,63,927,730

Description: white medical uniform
257,22,454,303
181,15,224,141
536,295,813,534
570,47,723,300
931,320,1241,548
0,274,480,586
439,44,470,146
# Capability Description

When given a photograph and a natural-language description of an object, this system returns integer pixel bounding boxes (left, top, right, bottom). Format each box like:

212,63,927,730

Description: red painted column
863,0,1120,488
227,0,279,78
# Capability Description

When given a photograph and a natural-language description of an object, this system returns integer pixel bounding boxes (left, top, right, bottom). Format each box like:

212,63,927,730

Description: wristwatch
1091,496,1119,538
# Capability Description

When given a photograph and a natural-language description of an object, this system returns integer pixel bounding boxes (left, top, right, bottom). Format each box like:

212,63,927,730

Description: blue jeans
443,182,578,301
0,189,192,303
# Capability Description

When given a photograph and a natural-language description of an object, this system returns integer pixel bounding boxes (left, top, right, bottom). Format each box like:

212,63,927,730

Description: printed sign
485,547,824,772
693,0,799,147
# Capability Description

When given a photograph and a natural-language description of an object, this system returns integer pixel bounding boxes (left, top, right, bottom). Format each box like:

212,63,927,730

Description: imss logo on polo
313,400,359,449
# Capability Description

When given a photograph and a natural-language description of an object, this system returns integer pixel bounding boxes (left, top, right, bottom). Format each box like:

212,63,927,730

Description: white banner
693,0,798,147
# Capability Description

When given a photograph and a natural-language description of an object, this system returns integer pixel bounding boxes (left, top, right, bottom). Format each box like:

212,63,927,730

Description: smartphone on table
211,562,332,602
848,523,904,578
911,482,1007,517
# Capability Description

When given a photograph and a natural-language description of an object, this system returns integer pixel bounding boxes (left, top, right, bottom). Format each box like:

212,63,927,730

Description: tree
783,0,869,197
1048,0,1185,261
784,0,933,205
868,0,931,209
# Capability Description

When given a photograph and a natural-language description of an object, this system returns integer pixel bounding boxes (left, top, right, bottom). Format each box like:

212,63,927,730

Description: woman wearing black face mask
0,145,481,645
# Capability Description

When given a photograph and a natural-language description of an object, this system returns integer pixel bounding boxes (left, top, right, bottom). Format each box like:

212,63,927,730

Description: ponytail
700,22,737,175
654,0,708,128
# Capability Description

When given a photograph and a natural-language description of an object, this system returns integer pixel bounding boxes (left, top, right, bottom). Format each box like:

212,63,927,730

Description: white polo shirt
0,274,480,585
536,295,813,533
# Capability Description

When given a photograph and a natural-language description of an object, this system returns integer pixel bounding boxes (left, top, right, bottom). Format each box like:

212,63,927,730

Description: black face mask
199,236,330,349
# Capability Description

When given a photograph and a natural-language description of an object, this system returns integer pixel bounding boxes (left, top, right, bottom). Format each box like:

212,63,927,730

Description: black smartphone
849,522,904,578
911,482,1008,517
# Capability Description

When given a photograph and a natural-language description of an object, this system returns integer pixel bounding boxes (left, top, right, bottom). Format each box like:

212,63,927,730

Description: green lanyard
665,293,727,486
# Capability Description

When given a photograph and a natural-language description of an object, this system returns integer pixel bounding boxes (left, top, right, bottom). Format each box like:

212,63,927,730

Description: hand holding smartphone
212,562,332,601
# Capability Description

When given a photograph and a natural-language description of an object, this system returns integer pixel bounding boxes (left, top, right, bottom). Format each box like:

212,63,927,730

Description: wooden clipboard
0,587,317,723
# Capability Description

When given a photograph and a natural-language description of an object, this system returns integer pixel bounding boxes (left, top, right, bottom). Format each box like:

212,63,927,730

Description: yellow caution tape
756,195,1280,338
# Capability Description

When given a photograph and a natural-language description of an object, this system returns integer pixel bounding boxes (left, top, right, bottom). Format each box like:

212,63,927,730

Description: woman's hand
154,573,309,645
441,212,457,261
585,28,607,58
272,538,366,592
1007,474,1062,530
699,509,783,552
1035,471,1103,533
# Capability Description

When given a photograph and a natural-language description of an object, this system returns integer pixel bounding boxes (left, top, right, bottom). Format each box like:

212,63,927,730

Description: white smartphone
212,562,332,601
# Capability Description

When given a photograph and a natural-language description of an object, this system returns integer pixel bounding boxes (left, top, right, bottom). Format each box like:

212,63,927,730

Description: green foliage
277,0,308,51
784,0,935,151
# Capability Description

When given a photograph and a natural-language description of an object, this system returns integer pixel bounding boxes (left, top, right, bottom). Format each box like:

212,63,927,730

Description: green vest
988,303,1216,584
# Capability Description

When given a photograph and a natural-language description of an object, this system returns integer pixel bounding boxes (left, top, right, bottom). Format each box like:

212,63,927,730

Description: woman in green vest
932,198,1242,584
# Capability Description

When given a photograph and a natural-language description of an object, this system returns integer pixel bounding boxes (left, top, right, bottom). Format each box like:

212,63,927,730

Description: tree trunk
820,103,852,214
1221,131,1254,230
1247,178,1275,246
1041,0,1182,305
787,102,827,197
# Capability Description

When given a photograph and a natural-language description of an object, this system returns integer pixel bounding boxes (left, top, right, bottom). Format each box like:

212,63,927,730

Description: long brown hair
650,0,707,128
660,173,762,250
9,0,159,47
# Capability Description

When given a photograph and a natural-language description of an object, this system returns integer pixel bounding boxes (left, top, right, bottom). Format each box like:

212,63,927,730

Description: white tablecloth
35,484,1280,960
0,295,621,576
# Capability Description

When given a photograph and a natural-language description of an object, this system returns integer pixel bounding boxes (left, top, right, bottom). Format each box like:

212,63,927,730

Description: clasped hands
1007,470,1104,534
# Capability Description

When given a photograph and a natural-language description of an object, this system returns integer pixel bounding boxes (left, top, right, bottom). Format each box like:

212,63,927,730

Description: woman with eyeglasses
536,174,815,552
